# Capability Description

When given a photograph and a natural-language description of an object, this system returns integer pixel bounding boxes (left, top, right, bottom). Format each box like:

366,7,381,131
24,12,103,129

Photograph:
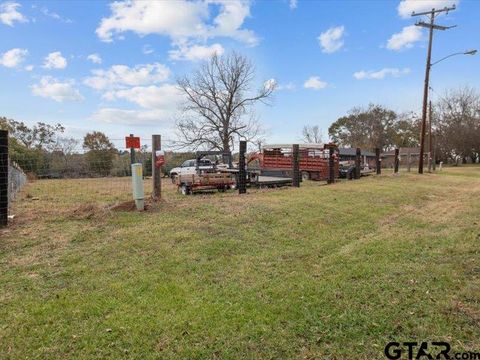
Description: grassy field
1,167,480,359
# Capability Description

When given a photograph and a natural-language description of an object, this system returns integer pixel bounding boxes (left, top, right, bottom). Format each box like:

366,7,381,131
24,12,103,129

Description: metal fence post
238,140,247,194
129,133,135,165
375,148,381,175
355,147,361,179
328,144,335,184
292,144,300,187
152,134,161,200
0,130,8,227
394,148,400,174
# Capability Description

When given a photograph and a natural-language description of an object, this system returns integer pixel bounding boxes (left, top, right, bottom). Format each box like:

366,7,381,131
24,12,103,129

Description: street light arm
431,50,477,66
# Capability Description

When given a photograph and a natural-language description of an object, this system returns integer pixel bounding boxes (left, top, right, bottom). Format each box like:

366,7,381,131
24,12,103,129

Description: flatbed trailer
176,172,235,195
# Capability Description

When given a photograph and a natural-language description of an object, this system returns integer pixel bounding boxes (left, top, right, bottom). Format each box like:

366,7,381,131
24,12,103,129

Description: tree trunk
222,141,232,168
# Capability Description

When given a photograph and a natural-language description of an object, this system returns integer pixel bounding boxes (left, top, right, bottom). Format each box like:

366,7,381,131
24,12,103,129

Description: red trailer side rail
251,144,339,181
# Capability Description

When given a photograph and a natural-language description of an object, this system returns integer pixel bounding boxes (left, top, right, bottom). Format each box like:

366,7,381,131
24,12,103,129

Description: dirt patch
109,199,157,212
110,200,138,212
68,203,106,220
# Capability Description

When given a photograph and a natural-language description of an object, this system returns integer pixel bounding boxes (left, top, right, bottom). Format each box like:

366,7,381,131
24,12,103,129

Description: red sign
125,136,140,149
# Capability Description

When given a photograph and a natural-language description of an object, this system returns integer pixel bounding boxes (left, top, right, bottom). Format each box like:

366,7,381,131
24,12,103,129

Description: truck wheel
301,171,310,181
181,184,191,195
171,174,177,183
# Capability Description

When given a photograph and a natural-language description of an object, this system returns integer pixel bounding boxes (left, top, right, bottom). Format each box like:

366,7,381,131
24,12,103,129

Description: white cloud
289,0,298,9
304,76,328,90
103,84,183,109
0,1,27,26
31,76,83,102
353,67,411,80
397,0,459,18
87,53,102,64
24,64,33,71
264,78,277,92
95,0,257,46
84,63,171,90
318,26,345,54
40,7,72,23
142,44,154,55
90,108,173,125
43,51,68,69
0,48,28,67
169,43,224,61
387,25,423,51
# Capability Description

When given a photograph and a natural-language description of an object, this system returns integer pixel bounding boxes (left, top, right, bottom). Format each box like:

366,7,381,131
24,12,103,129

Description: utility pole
413,5,456,174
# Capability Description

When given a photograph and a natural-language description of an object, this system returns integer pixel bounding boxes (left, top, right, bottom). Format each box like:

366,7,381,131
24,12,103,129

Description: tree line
321,86,479,163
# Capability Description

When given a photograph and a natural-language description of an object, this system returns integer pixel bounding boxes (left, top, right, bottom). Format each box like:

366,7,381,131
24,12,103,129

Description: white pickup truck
169,158,215,182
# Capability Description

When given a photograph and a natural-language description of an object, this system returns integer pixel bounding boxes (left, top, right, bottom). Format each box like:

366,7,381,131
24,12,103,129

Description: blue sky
0,0,478,149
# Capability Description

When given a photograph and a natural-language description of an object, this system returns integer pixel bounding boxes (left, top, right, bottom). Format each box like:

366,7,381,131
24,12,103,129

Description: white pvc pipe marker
131,163,145,210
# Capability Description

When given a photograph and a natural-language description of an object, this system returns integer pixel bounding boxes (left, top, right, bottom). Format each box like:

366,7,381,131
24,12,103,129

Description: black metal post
152,135,161,200
0,130,8,227
355,147,361,179
328,145,335,184
129,133,135,165
292,144,300,187
375,148,381,175
238,141,247,194
394,148,400,174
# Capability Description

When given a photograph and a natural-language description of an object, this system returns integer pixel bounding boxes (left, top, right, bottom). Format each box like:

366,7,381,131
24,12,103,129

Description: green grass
1,167,480,359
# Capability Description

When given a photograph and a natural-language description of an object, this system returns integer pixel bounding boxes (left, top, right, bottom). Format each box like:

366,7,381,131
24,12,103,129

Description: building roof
383,147,420,156
338,147,377,157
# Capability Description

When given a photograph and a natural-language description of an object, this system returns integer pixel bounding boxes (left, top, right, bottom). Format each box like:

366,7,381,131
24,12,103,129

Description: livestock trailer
249,143,339,181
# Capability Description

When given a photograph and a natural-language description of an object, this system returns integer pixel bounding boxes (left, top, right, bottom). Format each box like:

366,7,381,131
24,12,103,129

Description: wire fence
8,161,27,202
5,135,200,217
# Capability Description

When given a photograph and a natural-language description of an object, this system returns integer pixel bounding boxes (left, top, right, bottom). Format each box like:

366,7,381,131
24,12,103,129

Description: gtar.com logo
384,341,480,359
384,342,451,359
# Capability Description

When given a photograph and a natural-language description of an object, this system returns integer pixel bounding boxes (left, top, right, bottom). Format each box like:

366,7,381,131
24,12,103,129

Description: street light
431,49,477,66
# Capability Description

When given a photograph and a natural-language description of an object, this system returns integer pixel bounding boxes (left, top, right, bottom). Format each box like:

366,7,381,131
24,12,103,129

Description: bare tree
435,86,480,163
301,125,323,143
176,52,274,160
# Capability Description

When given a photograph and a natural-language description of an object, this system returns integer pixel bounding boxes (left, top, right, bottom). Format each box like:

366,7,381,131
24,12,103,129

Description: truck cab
169,158,214,182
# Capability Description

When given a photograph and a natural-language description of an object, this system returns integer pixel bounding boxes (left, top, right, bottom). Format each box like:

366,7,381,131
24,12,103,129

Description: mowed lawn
1,167,480,359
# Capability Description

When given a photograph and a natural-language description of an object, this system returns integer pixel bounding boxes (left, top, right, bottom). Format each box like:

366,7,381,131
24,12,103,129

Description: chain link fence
8,161,27,203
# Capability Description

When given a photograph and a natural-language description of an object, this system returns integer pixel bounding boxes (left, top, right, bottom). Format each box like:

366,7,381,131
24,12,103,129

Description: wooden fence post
328,144,335,184
355,147,361,179
152,134,161,200
238,140,247,194
292,144,300,187
407,151,411,172
0,130,8,227
375,148,381,175
394,148,399,174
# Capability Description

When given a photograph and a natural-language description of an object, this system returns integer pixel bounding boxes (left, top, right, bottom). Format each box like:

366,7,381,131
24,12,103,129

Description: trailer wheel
180,184,191,195
301,171,310,181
